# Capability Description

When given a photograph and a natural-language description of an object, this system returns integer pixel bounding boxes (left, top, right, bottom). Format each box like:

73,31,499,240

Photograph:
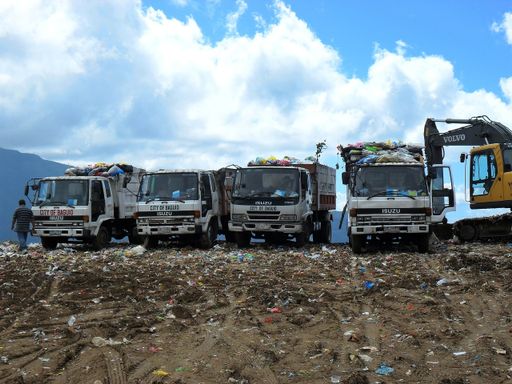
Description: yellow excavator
424,115,512,241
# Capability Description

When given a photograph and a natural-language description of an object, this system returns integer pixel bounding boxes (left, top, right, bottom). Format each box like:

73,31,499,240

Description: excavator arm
424,115,512,169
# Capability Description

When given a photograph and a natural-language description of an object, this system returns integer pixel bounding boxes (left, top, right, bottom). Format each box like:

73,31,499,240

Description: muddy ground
1,239,512,384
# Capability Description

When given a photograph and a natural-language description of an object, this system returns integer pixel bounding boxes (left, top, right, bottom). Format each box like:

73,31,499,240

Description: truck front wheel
350,234,365,254
93,226,111,250
200,221,218,249
295,230,309,247
41,237,58,250
235,232,251,248
320,221,332,243
143,236,158,249
417,233,430,253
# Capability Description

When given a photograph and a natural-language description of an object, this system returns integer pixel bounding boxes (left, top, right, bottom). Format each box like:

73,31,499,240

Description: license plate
383,227,400,233
256,223,269,230
49,230,61,236
160,227,173,234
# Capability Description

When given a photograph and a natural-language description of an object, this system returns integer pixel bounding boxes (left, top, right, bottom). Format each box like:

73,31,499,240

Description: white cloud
492,12,512,44
0,0,511,179
500,76,512,101
226,0,247,35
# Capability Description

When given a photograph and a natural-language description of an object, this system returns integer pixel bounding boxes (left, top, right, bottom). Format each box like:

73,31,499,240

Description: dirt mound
0,241,511,383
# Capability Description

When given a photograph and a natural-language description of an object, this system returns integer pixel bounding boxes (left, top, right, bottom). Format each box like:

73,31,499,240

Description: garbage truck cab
343,162,454,253
135,169,231,249
228,162,336,247
28,167,143,250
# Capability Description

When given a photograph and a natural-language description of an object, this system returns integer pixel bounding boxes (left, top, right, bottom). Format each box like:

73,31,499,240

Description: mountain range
2,148,68,241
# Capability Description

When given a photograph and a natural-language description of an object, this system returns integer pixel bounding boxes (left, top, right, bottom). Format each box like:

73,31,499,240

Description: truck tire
320,221,332,243
312,228,322,243
350,234,364,254
128,226,143,245
93,226,111,250
235,232,251,248
417,233,430,253
200,220,218,249
295,231,308,247
224,230,235,243
143,236,158,249
41,237,58,250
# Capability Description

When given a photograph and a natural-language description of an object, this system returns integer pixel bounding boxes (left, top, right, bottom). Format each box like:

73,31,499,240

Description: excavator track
453,212,512,242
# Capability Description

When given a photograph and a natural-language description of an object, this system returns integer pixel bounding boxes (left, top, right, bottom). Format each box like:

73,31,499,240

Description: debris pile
337,141,424,165
64,162,135,177
248,155,317,166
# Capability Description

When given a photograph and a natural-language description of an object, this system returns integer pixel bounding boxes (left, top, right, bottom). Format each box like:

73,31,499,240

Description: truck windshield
233,168,299,198
36,179,89,206
353,166,427,197
138,173,198,202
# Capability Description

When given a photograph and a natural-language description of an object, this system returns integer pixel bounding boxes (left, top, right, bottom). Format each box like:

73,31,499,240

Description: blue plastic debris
375,363,394,376
364,281,375,290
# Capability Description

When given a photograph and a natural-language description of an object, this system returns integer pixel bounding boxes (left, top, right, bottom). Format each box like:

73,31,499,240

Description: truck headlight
280,214,297,221
137,218,149,224
232,214,247,221
411,215,425,221
183,217,195,223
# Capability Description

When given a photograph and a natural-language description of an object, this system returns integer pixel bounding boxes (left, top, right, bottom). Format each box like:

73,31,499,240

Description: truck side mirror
505,164,512,172
460,153,466,163
342,172,349,185
24,185,29,196
123,176,131,188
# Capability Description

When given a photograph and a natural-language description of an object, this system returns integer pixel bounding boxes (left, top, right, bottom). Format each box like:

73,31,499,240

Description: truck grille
148,218,192,225
36,221,83,228
357,215,426,225
247,211,281,221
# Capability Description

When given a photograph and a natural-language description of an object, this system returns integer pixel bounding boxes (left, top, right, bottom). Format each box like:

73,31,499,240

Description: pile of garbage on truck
64,162,135,177
337,140,424,166
248,155,318,166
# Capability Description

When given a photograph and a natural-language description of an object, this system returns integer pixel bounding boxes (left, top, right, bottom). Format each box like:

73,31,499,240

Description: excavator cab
469,143,512,209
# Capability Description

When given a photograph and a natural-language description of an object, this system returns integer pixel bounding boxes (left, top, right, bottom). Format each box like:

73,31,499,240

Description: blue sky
1,0,512,221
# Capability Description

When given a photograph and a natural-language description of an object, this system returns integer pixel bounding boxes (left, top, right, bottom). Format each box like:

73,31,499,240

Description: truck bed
297,163,336,211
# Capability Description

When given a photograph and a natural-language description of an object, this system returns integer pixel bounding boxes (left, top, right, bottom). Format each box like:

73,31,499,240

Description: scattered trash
375,363,394,376
436,278,449,286
152,369,170,377
330,374,341,383
67,315,77,327
363,281,375,290
91,337,123,347
453,351,467,357
493,348,507,355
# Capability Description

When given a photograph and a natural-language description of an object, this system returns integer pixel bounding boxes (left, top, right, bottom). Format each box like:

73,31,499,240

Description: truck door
91,180,106,222
430,165,455,223
209,173,220,215
200,173,213,217
103,180,115,218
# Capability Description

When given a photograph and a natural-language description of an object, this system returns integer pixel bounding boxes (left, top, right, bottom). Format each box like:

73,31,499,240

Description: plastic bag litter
126,245,146,256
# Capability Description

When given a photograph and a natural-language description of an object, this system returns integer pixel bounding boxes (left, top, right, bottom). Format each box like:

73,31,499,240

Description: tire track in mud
103,348,127,384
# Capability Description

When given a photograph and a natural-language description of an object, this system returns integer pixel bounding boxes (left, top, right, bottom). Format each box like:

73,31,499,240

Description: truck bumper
138,225,199,236
229,221,302,233
34,228,89,238
351,224,429,235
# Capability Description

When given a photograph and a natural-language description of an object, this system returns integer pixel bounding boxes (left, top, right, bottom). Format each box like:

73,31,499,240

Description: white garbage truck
339,143,455,253
26,164,143,250
135,168,233,249
228,160,336,247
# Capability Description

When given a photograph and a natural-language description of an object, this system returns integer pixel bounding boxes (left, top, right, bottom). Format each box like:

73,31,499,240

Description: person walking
11,199,34,252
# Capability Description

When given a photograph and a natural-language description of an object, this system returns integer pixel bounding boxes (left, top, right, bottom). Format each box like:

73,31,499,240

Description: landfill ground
1,239,512,384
